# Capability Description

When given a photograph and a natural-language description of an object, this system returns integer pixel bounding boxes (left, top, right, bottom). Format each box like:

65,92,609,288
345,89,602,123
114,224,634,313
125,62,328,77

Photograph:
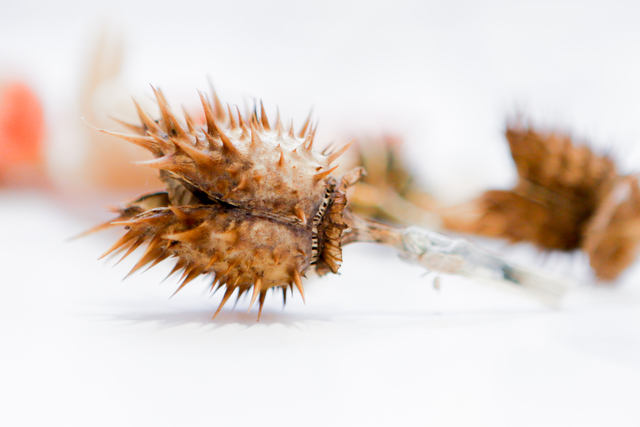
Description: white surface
2,1,640,426
2,192,639,426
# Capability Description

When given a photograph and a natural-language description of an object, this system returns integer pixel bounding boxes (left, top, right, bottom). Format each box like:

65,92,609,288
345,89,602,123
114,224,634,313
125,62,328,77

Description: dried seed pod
97,87,357,320
92,90,570,320
442,124,640,280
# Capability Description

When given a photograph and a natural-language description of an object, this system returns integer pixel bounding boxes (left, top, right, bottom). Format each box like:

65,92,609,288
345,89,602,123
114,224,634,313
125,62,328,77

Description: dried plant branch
89,88,572,320
343,211,571,306
345,126,640,282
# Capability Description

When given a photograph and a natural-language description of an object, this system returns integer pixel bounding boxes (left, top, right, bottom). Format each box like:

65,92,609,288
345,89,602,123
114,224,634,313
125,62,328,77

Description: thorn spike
237,106,250,137
99,232,137,259
218,128,237,154
277,145,286,168
164,258,186,282
260,101,270,131
171,137,212,168
181,107,197,134
100,130,161,156
116,237,145,266
322,142,337,156
213,286,235,319
126,236,163,277
250,120,262,149
171,267,203,298
257,291,267,321
275,108,283,135
73,220,118,241
327,139,355,164
232,175,249,192
222,259,239,276
169,206,190,222
134,155,181,173
206,254,221,270
211,85,226,121
182,267,204,287
198,91,225,141
163,224,204,244
313,165,339,182
132,98,162,135
151,86,187,139
288,119,295,138
294,206,307,224
247,278,262,312
210,276,222,294
252,103,259,127
298,110,313,138
273,248,283,264
227,103,237,130
109,115,144,135
304,129,314,151
292,270,306,303
146,251,169,271
234,287,248,308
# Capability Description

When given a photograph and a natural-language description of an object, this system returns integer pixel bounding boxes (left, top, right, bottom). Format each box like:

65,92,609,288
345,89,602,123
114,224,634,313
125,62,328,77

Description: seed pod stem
342,211,572,307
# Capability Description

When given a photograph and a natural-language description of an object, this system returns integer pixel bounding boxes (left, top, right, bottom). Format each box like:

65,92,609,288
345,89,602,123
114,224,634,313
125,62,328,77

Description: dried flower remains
443,124,640,280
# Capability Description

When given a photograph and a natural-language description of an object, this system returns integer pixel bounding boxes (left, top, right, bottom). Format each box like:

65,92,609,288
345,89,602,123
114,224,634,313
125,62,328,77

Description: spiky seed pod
98,87,359,319
443,125,616,249
443,124,640,280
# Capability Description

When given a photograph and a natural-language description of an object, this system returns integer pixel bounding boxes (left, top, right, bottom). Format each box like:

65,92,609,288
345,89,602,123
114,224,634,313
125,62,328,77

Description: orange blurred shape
0,81,45,169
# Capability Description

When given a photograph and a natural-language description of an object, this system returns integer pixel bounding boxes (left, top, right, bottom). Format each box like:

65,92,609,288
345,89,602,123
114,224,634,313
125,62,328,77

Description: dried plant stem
343,211,572,307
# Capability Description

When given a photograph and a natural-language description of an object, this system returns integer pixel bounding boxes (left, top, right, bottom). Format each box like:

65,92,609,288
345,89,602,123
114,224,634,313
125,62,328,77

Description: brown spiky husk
443,124,640,280
97,87,360,319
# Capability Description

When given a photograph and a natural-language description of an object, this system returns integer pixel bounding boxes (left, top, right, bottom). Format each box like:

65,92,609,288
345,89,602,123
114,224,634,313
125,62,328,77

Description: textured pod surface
98,87,360,319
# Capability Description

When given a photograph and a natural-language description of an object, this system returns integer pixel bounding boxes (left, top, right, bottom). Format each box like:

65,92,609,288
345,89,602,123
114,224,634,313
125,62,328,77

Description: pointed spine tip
172,136,212,169
100,130,162,156
250,120,262,149
132,98,162,135
292,270,306,303
277,145,286,168
227,104,238,130
213,286,235,319
199,91,231,148
298,110,313,138
134,155,180,173
169,206,190,222
288,119,295,138
260,101,270,131
151,86,187,139
294,206,307,224
247,278,263,313
275,108,283,135
257,291,267,321
313,165,339,182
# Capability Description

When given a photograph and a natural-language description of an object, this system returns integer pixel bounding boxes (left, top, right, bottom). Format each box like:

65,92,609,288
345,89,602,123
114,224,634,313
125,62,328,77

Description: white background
1,1,640,426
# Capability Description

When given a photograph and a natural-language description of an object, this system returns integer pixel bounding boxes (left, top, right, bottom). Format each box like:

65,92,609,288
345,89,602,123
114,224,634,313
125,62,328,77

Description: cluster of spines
104,87,352,224
97,202,310,320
